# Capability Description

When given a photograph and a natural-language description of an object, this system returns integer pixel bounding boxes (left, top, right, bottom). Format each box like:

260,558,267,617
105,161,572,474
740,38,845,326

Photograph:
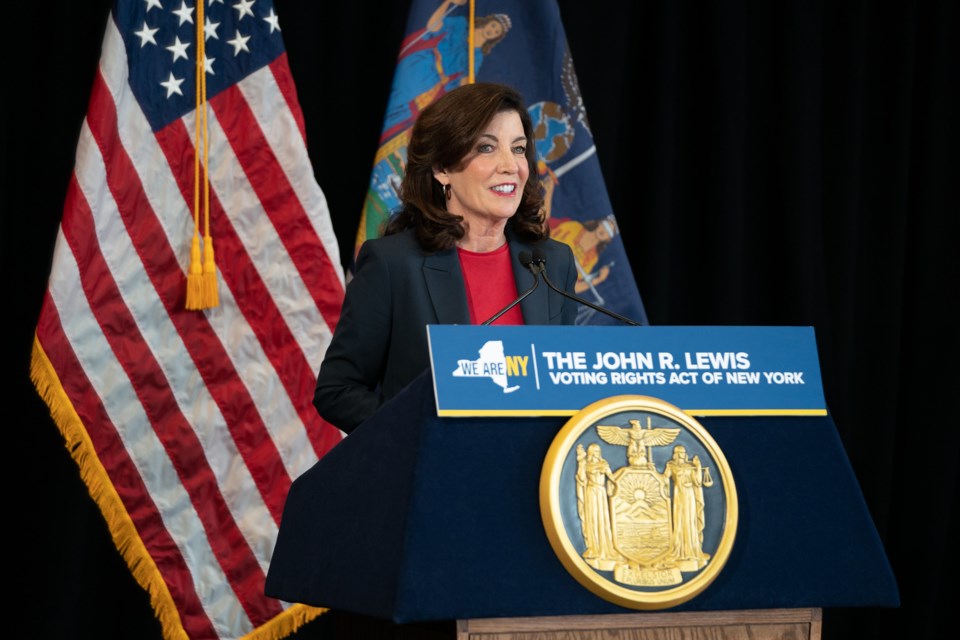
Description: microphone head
532,247,547,265
519,251,533,267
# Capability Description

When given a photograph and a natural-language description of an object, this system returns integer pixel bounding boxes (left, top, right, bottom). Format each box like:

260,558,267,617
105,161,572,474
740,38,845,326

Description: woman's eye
513,145,527,154
478,143,494,153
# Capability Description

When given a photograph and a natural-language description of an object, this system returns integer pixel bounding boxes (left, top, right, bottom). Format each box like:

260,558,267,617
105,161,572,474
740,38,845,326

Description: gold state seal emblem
540,395,738,609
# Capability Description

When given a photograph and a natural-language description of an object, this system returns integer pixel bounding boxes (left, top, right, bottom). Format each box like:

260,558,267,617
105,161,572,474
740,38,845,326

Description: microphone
480,251,541,325
533,247,642,326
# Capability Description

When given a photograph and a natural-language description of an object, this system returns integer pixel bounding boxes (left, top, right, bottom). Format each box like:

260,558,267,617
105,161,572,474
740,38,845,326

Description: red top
457,244,524,325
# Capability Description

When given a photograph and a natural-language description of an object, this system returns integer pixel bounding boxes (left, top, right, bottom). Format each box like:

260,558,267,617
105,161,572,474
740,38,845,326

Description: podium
264,327,899,638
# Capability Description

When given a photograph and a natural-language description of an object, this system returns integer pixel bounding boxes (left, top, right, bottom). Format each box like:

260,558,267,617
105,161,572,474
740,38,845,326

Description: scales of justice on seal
265,325,899,639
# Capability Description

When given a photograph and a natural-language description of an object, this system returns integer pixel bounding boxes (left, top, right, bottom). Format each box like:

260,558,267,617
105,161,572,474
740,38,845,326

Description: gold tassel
201,234,219,307
185,233,204,309
184,0,219,310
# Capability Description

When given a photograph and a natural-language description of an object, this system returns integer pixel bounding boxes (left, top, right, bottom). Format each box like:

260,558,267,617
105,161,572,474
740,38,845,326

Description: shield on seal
609,465,672,566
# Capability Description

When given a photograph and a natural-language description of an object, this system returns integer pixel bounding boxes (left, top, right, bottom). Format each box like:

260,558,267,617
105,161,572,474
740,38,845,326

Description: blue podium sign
426,325,826,417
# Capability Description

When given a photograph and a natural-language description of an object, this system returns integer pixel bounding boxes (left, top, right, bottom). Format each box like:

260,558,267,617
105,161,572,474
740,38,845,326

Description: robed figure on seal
575,444,620,569
662,444,712,570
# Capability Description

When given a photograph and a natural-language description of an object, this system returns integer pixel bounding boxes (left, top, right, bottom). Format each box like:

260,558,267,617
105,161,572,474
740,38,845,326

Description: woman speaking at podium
314,82,578,433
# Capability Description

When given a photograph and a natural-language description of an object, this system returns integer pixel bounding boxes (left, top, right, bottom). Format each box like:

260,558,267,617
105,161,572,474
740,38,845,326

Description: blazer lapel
423,250,471,324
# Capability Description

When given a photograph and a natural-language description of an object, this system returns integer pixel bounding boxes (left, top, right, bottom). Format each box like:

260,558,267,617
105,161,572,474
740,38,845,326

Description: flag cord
186,0,219,309
468,0,475,83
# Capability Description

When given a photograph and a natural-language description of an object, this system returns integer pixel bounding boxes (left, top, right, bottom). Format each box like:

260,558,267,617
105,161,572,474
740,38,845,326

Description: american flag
30,1,344,638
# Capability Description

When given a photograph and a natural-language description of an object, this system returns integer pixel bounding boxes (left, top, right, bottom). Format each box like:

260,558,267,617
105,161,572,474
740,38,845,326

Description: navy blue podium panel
264,370,899,623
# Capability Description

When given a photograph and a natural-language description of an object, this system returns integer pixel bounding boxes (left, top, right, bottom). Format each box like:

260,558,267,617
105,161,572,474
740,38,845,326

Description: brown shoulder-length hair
383,82,547,252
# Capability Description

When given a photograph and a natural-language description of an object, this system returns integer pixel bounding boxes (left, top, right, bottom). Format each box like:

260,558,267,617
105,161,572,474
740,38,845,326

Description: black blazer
314,228,578,433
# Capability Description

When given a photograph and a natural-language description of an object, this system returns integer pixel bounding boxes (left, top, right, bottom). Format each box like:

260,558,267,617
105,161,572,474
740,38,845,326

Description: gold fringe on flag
30,338,190,640
246,605,330,640
186,0,219,310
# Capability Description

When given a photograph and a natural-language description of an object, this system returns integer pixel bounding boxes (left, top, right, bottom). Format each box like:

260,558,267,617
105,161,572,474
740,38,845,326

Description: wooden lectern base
304,607,821,640
456,608,822,640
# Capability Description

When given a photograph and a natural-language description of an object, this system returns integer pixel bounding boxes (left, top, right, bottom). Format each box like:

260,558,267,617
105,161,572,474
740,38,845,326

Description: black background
5,1,955,638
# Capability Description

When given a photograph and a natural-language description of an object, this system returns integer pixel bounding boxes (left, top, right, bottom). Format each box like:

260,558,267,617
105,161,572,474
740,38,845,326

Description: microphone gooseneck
533,248,642,326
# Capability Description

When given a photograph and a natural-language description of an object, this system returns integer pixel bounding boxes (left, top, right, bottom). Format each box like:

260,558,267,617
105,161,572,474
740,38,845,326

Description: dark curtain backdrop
5,1,955,638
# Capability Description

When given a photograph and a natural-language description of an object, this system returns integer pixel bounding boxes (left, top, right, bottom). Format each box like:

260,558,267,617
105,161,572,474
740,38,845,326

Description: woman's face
595,222,613,243
481,21,504,41
436,110,529,231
